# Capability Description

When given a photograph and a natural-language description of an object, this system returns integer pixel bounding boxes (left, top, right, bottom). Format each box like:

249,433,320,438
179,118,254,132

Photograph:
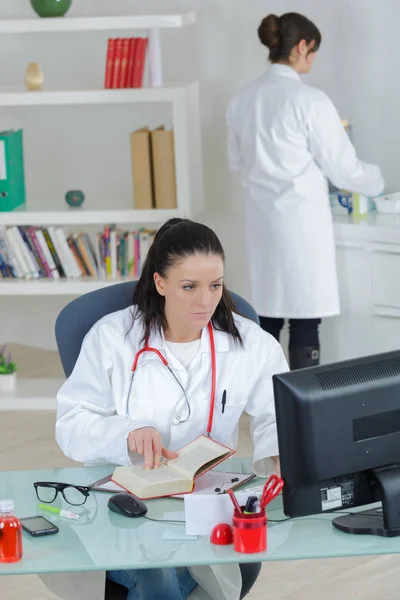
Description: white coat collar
147,321,230,354
269,63,301,82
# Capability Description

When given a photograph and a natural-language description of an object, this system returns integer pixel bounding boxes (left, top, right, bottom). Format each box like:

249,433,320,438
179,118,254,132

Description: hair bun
258,14,280,49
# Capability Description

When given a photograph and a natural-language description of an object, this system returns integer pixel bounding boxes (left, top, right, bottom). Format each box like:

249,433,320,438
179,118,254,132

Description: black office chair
55,281,262,600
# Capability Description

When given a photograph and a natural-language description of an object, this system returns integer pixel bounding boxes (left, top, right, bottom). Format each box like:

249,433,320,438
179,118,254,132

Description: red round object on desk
210,523,234,545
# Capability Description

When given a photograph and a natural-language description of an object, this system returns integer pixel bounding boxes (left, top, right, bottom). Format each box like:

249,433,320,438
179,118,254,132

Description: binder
151,126,177,209
0,129,26,212
130,127,155,209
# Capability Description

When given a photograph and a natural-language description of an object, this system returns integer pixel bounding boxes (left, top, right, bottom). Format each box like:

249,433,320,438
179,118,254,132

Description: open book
111,435,235,499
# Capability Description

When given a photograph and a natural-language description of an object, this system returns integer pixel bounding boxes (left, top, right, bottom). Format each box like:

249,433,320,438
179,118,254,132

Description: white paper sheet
184,492,250,536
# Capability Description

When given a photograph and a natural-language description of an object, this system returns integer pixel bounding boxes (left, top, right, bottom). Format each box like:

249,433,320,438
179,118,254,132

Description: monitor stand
332,465,400,537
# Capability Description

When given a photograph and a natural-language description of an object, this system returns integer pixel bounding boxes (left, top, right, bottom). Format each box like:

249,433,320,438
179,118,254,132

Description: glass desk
1,458,399,579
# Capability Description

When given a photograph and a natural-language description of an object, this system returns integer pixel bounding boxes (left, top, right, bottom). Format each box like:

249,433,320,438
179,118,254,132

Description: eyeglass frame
33,481,92,506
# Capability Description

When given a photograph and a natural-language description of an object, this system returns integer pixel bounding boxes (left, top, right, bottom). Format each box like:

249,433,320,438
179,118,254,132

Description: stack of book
0,225,155,280
130,127,177,210
104,37,148,89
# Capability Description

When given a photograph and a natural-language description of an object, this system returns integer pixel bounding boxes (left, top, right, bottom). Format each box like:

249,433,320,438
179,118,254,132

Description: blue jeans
107,567,198,600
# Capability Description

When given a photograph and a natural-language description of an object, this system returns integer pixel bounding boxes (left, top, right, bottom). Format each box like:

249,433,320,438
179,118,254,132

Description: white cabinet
322,217,400,365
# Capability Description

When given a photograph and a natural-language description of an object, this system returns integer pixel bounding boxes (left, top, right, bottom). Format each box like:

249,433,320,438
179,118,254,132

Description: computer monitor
273,349,400,538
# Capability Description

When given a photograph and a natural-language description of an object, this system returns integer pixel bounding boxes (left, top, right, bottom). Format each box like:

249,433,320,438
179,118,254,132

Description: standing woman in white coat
227,12,384,369
56,218,288,600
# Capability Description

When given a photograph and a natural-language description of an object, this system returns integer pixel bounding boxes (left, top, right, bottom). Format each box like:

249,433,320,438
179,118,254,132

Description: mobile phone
20,516,59,537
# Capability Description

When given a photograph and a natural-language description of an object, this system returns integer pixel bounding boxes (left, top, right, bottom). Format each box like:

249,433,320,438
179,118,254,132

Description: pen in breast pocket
221,390,227,413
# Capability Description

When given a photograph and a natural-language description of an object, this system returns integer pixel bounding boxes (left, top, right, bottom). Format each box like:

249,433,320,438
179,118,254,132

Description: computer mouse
107,493,148,518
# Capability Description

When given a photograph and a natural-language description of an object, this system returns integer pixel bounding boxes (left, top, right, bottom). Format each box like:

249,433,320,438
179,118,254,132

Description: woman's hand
272,455,281,477
128,427,178,470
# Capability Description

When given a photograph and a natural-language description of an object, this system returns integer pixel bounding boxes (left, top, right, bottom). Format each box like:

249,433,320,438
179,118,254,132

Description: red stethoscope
127,322,217,437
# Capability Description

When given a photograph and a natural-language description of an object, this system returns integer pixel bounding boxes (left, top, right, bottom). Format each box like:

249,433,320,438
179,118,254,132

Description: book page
112,463,190,498
167,436,231,480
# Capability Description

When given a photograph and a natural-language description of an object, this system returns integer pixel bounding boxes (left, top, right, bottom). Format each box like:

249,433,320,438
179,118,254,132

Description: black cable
144,515,186,524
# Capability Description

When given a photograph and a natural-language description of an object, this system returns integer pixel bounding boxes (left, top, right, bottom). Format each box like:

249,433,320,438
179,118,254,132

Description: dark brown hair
258,12,321,63
132,218,243,345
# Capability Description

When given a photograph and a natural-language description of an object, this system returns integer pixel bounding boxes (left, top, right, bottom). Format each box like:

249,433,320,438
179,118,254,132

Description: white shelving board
0,277,137,296
0,84,194,107
0,378,62,411
0,208,180,226
0,12,196,33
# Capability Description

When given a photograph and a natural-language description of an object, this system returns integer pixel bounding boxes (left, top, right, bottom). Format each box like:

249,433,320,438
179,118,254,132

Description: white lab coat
56,307,288,600
227,64,384,318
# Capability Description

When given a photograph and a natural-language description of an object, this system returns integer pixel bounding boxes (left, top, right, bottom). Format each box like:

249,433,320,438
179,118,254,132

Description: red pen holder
232,510,267,554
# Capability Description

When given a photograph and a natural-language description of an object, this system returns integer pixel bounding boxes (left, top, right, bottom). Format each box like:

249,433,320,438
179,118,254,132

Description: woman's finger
152,435,162,469
143,437,154,470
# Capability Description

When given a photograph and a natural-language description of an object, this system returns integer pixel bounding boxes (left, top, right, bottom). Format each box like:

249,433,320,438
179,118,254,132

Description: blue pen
221,390,227,413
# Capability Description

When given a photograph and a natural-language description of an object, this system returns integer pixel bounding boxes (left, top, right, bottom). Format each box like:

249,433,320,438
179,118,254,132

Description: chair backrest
55,281,259,378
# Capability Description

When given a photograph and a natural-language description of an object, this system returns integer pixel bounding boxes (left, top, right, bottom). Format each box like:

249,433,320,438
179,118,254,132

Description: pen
228,489,242,514
38,504,79,520
221,390,227,414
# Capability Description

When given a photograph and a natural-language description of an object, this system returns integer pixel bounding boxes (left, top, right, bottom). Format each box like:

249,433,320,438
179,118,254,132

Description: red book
126,38,137,88
111,38,123,89
118,38,130,89
104,38,116,89
132,37,148,88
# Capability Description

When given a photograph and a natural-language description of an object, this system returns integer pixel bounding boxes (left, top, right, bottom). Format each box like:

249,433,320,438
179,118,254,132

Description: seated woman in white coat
56,218,288,600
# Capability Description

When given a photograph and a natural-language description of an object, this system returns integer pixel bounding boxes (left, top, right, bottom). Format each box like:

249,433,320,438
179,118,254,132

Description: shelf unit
0,378,62,411
0,10,203,410
0,12,197,34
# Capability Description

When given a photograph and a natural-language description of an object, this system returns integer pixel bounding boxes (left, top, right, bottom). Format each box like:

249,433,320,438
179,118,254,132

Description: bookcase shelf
0,277,137,296
0,208,181,226
0,10,203,410
0,84,195,107
0,12,196,34
0,378,62,411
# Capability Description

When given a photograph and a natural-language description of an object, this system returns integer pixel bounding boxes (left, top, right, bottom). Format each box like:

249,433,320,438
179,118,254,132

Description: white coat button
176,415,181,422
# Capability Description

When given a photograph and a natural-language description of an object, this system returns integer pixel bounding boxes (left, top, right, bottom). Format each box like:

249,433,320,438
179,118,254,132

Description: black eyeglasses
34,482,92,506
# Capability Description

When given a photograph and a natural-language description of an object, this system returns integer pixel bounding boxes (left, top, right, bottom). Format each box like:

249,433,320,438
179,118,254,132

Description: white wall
1,0,398,349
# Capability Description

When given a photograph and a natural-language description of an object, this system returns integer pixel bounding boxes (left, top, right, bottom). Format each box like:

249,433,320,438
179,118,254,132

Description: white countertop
333,212,400,244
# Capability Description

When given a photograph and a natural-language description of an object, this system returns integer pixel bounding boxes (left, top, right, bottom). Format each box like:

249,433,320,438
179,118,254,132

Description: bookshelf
0,83,197,106
0,10,203,410
0,12,197,34
0,208,180,226
0,378,62,411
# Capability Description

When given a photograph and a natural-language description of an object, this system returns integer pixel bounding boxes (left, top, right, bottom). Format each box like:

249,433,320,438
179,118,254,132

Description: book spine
27,227,50,278
11,226,36,278
36,228,60,278
95,232,105,279
70,235,90,276
104,38,116,89
21,226,45,278
132,37,148,88
127,38,137,88
0,226,19,277
111,38,123,89
103,226,111,278
67,236,86,277
56,227,81,278
5,227,28,278
110,228,117,279
48,226,72,278
75,234,97,277
134,231,140,277
42,228,65,277
127,231,135,277
119,38,130,88
80,233,98,277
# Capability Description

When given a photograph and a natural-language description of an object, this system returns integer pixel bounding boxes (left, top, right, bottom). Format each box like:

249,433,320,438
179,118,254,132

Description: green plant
0,345,16,375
